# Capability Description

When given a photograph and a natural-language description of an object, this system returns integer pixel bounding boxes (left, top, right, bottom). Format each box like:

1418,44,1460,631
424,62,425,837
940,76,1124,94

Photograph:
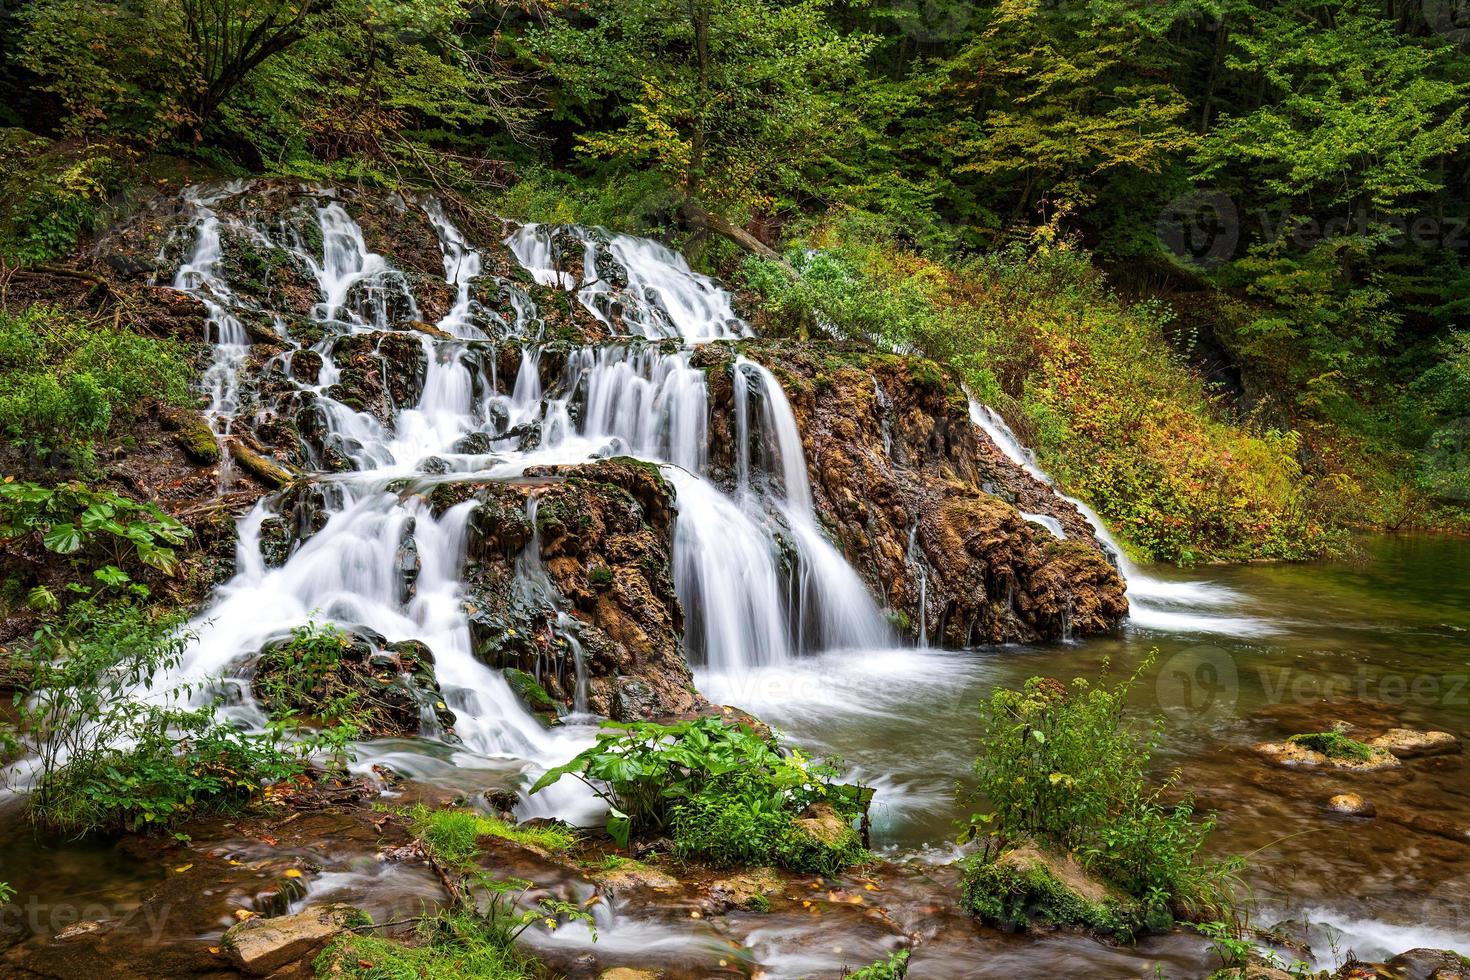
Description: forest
1,2,1469,979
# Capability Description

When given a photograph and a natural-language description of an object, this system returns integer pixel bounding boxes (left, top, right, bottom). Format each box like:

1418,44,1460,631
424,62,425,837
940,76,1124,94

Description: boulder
1252,740,1401,772
1368,729,1461,759
222,904,365,977
251,628,457,739
960,844,1145,939
1385,948,1470,980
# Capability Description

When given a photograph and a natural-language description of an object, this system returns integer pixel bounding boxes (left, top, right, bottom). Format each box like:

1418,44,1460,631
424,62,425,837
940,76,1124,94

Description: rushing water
3,185,1468,978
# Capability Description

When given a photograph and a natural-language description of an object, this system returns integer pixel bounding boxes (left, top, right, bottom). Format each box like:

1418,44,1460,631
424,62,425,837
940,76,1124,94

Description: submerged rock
1368,729,1461,759
1325,793,1377,817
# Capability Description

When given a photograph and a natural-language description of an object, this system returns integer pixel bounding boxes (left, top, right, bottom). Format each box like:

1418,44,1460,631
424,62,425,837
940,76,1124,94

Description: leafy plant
963,660,1241,920
531,716,867,872
844,949,910,979
0,478,191,581
0,306,192,468
4,597,301,833
0,881,13,904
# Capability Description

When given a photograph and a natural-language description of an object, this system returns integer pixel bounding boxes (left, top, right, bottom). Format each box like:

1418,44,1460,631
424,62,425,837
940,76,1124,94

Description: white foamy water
966,399,1274,637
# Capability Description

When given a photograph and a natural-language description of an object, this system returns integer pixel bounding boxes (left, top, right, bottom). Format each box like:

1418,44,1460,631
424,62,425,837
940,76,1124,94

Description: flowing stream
3,188,1469,978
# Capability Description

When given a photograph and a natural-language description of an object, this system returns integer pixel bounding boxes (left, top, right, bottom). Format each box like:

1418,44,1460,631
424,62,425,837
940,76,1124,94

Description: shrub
531,717,868,873
6,597,301,833
0,306,193,469
963,662,1240,920
844,950,910,979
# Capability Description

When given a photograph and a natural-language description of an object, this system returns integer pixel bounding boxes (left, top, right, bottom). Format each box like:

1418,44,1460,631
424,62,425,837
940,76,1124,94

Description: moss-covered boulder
251,626,457,739
960,845,1152,940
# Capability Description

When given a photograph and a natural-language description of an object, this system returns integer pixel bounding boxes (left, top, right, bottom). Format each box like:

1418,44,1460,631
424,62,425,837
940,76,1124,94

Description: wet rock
709,344,1128,644
709,868,784,911
962,844,1145,938
252,628,457,739
461,460,703,722
395,517,421,604
599,970,665,980
1368,729,1461,759
1253,740,1401,772
792,803,854,848
1325,793,1376,817
259,516,293,568
1385,948,1470,980
503,666,558,719
222,903,365,976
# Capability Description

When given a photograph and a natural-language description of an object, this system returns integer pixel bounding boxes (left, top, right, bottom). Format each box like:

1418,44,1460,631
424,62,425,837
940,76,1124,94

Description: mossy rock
960,845,1151,940
503,666,558,716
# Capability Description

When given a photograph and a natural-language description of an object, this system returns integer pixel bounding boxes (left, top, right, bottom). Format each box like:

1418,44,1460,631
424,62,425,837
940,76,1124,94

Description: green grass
314,912,534,980
408,805,577,868
1286,731,1376,761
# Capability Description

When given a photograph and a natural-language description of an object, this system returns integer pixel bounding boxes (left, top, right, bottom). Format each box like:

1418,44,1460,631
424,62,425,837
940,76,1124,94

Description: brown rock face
699,343,1127,644
449,459,704,722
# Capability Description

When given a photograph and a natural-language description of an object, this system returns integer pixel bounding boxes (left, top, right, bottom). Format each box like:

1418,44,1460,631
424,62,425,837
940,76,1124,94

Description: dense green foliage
0,306,193,469
1,0,1469,551
532,716,868,873
962,666,1240,921
408,803,578,859
315,914,535,980
4,597,301,833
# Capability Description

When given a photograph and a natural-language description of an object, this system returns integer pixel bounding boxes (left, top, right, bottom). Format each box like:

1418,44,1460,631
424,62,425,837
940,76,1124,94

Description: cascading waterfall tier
149,185,897,794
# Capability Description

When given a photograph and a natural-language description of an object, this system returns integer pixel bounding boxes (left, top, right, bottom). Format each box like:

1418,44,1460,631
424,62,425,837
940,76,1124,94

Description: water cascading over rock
104,179,1126,791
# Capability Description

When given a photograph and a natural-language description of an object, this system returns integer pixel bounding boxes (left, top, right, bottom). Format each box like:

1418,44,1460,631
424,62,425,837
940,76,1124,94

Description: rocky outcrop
251,627,458,739
696,342,1127,644
439,458,703,722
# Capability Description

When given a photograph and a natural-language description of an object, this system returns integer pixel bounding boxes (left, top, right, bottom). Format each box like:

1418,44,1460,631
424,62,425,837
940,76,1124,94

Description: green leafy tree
531,0,875,214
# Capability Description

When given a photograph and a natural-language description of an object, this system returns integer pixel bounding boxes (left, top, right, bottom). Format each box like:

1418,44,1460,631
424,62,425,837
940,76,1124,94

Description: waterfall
966,399,1274,636
145,189,899,805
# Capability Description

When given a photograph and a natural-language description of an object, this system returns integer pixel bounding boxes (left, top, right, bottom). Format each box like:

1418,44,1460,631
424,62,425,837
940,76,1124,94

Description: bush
316,913,535,980
5,597,301,834
963,663,1240,920
843,950,910,979
531,716,868,873
0,306,193,469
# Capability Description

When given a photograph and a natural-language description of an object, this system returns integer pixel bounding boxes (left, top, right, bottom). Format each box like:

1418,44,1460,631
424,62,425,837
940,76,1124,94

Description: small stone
1325,793,1375,817
1367,729,1461,759
54,920,107,940
599,970,664,980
